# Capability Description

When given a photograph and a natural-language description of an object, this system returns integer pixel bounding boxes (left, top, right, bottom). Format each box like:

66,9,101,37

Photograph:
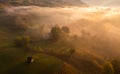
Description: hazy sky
82,0,120,7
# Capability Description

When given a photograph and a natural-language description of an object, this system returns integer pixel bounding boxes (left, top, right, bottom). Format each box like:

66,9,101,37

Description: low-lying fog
5,6,120,34
4,6,120,57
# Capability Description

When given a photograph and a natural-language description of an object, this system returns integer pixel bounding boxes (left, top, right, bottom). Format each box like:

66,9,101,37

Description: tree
102,61,114,74
49,25,70,42
61,48,76,60
111,59,120,74
14,36,31,49
39,24,45,38
61,26,70,33
67,48,75,58
49,25,62,42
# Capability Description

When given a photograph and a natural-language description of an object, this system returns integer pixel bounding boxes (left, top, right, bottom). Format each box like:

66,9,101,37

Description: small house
27,56,34,63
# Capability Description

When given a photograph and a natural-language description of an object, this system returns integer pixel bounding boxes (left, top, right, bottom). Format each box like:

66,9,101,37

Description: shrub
102,61,114,74
61,26,70,33
14,36,31,49
111,59,120,74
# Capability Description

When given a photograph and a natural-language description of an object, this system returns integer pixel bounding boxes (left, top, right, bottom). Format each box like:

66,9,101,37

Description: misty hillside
0,0,88,7
1,4,120,74
0,7,106,74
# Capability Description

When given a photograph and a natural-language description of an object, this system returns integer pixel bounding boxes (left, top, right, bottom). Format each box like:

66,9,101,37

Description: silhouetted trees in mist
14,36,31,49
49,25,70,42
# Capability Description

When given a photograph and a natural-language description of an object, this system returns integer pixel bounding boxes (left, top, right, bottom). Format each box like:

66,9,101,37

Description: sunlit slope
0,33,79,74
0,48,78,74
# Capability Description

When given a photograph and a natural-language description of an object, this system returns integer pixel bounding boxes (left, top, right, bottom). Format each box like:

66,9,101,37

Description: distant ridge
0,0,88,7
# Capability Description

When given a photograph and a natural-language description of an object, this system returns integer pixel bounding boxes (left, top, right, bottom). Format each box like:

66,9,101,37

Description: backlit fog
3,6,120,57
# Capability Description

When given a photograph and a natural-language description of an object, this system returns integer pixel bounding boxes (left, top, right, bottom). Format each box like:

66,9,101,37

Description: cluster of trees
14,25,76,60
49,25,70,42
14,25,71,48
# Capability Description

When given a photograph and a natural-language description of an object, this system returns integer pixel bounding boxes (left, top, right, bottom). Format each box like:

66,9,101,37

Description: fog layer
4,6,120,57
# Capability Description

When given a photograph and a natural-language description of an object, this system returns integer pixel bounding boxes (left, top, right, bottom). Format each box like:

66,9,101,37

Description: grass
0,30,63,74
0,47,63,74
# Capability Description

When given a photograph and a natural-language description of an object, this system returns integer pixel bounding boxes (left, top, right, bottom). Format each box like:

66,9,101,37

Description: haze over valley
0,0,120,74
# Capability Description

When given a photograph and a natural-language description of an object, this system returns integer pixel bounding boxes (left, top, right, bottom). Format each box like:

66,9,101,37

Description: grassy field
0,28,78,74
0,44,63,74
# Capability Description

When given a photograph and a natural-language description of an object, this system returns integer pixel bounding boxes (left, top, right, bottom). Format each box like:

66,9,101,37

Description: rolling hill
0,8,105,74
